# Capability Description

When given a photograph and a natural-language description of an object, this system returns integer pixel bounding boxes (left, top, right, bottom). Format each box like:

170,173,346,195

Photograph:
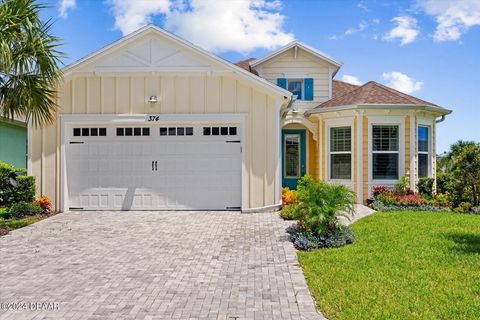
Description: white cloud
107,0,294,53
59,0,76,18
345,21,368,35
382,71,423,94
107,0,170,35
383,16,420,45
416,0,480,41
341,75,362,85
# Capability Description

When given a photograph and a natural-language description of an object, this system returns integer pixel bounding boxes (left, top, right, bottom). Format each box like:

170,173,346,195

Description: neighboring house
0,118,27,168
29,25,451,212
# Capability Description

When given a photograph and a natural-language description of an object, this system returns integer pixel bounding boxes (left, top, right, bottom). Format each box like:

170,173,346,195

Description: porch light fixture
148,95,158,103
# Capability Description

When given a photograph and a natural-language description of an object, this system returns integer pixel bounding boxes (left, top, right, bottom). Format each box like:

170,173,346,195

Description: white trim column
356,111,363,203
409,111,415,191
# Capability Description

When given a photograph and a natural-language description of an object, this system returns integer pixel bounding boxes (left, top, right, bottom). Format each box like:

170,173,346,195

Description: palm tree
0,0,63,127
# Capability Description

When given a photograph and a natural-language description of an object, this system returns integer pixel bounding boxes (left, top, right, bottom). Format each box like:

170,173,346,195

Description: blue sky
42,0,480,153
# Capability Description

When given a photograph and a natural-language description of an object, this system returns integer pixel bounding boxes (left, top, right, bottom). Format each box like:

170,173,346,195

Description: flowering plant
35,195,52,213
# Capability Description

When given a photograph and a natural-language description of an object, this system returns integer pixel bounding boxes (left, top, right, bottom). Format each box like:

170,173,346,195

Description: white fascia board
304,104,452,116
250,41,342,69
62,25,292,99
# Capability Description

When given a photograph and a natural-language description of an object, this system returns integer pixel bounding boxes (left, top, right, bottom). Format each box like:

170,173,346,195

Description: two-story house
28,25,451,212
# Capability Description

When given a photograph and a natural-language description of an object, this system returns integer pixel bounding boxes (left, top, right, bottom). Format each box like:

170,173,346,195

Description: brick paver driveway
0,211,322,320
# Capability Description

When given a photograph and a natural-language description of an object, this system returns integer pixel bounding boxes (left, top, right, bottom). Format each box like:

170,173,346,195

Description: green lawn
0,207,41,234
299,211,480,320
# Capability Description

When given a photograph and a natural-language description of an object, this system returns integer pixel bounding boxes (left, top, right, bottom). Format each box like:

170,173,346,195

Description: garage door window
159,127,194,136
203,127,238,136
116,127,150,136
73,128,107,137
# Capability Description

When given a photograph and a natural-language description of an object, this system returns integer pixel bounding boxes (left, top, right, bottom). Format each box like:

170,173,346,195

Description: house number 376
147,115,160,122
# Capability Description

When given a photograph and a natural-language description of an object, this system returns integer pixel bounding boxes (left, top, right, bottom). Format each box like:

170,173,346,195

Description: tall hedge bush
0,161,36,206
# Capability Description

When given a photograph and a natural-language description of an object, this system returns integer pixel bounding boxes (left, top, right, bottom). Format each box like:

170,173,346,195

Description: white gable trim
250,41,342,70
62,24,292,99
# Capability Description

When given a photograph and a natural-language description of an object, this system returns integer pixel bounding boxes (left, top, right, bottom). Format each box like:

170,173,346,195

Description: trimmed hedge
0,161,36,206
5,201,43,219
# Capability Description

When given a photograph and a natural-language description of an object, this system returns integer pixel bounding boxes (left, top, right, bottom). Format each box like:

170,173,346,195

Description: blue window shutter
304,78,314,101
277,78,287,89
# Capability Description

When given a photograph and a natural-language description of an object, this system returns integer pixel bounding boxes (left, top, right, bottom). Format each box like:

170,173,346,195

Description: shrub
472,207,480,214
454,202,473,213
281,187,297,206
0,161,15,204
35,195,52,213
0,161,36,206
371,186,389,200
280,203,299,220
5,201,43,219
395,176,410,195
436,172,453,195
417,177,434,197
286,223,355,251
294,175,355,236
13,176,36,203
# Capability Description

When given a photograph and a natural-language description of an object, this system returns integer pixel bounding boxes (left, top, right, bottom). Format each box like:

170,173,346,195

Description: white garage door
66,124,241,210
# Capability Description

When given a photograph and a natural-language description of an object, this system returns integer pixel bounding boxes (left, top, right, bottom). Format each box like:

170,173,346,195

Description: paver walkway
0,211,323,320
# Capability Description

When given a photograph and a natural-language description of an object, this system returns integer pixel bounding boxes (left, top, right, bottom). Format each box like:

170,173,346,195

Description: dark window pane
331,154,351,179
168,127,176,136
125,128,133,136
134,128,141,136
284,135,300,177
73,128,81,136
372,125,399,151
116,128,124,136
418,153,429,178
91,128,98,136
221,127,228,135
418,126,429,152
288,80,302,100
212,127,219,135
186,127,193,136
203,127,211,135
160,128,167,136
81,128,89,136
142,128,150,136
99,128,106,136
229,127,237,135
373,153,399,179
330,127,351,152
177,127,185,136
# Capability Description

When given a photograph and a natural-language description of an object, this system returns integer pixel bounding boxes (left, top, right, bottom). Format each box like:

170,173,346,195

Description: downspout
435,115,446,123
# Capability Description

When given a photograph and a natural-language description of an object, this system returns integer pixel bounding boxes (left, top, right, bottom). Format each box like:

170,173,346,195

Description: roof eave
62,24,292,99
304,104,452,116
250,41,342,69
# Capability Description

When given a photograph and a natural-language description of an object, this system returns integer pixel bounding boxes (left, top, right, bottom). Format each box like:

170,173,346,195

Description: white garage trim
60,113,248,212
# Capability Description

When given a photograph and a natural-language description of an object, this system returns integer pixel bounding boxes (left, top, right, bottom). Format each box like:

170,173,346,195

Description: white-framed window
418,125,430,178
330,126,352,180
372,125,399,180
287,79,303,100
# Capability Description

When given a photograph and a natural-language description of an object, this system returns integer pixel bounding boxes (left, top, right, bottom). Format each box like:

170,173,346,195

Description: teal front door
282,129,306,189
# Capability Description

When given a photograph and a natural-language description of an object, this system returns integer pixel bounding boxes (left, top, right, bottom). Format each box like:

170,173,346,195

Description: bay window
418,126,430,177
372,125,399,180
330,127,352,180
